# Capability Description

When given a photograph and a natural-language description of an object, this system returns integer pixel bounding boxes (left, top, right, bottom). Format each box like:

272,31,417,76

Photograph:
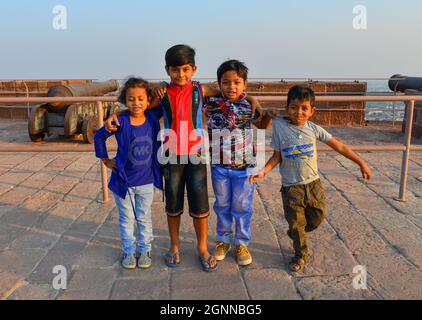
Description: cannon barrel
388,74,422,93
47,80,119,112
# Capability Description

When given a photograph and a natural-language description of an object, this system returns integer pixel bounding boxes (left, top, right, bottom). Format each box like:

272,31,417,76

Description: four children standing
95,44,372,273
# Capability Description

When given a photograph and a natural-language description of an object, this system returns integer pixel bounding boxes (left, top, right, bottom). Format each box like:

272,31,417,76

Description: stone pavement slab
0,120,421,300
110,277,170,300
243,269,301,300
294,275,378,300
170,260,249,300
57,268,117,300
355,251,422,299
6,282,59,300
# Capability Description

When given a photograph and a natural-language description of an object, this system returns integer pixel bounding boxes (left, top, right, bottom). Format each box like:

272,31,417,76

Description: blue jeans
211,166,255,247
113,184,154,255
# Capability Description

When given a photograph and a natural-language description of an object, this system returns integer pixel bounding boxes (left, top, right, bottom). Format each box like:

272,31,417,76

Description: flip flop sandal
198,255,218,273
164,251,180,268
288,255,309,273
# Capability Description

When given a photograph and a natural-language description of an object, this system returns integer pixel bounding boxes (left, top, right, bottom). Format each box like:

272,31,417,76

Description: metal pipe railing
399,100,415,201
0,95,421,203
0,97,117,103
2,95,422,104
1,105,403,113
2,143,422,153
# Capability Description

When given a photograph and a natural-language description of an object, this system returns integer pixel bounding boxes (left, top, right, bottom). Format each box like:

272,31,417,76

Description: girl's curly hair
117,77,151,104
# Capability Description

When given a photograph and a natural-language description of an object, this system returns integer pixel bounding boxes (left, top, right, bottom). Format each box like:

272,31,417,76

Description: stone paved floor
0,120,421,300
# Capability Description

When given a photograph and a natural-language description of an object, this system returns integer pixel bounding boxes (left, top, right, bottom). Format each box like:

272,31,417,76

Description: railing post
397,99,415,202
23,81,30,118
97,101,109,203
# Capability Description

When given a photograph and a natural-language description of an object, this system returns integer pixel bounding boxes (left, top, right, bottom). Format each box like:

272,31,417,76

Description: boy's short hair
287,85,316,108
118,77,150,104
165,44,196,67
217,59,248,83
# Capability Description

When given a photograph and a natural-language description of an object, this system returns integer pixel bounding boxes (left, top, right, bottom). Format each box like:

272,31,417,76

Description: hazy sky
1,0,421,80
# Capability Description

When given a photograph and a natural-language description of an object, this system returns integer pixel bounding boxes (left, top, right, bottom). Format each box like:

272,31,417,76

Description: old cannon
388,74,422,92
28,80,120,143
389,74,422,138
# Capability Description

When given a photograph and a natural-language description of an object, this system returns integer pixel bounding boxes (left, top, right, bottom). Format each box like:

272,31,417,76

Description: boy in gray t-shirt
250,85,372,272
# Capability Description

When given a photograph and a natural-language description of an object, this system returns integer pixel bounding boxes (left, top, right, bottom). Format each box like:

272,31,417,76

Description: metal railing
0,95,407,123
0,95,421,203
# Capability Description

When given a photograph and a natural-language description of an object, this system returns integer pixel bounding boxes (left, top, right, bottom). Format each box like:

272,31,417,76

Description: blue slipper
164,251,180,268
198,255,218,272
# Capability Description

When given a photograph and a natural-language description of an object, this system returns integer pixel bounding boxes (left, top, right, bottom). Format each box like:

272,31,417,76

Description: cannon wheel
28,104,48,142
82,116,99,144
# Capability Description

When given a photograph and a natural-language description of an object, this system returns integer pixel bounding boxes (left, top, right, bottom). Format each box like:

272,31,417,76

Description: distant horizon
0,77,404,81
1,0,421,79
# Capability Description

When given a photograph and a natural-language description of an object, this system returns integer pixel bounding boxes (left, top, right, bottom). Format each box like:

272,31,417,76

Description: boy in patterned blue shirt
205,60,271,266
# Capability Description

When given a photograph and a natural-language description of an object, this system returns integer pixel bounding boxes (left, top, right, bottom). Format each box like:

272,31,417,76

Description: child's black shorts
162,156,209,219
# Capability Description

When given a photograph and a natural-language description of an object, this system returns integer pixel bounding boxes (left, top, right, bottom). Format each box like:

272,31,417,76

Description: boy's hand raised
360,163,372,180
253,110,273,129
251,100,264,123
267,108,284,118
249,171,265,184
152,81,168,99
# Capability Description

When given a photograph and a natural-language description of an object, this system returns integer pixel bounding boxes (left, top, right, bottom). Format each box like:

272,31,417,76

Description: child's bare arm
151,81,168,99
326,137,372,180
202,84,256,102
148,97,161,109
245,95,264,122
201,84,221,98
249,150,282,183
101,158,116,172
201,84,264,123
105,96,160,132
252,110,272,129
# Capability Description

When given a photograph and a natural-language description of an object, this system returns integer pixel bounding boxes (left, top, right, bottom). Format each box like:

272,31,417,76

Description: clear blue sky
1,0,421,80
